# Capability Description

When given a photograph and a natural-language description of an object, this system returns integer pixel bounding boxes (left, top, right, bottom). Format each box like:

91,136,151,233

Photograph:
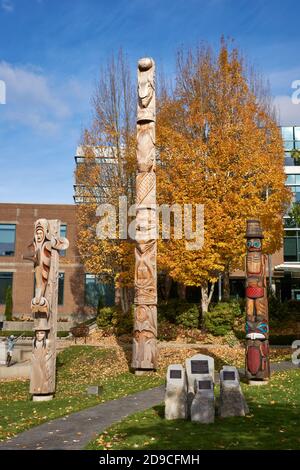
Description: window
281,127,294,141
0,272,13,304
58,273,64,305
284,229,300,262
84,274,115,307
0,224,16,256
60,224,67,257
281,126,300,166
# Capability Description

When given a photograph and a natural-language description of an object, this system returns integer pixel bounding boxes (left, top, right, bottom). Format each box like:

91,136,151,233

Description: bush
175,304,199,329
268,295,289,321
204,301,241,336
286,300,300,320
96,306,133,336
158,300,199,328
157,321,178,341
4,286,13,321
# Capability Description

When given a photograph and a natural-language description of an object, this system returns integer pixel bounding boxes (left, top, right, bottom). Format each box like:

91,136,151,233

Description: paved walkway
0,386,165,450
0,361,298,451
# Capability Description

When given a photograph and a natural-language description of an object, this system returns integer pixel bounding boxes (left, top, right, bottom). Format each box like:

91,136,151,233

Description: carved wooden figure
245,219,270,382
132,58,158,371
24,219,69,399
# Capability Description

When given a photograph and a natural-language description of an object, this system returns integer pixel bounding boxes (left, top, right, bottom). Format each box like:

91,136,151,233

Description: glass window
59,224,67,257
286,175,296,185
281,127,294,141
58,273,64,305
0,272,13,304
84,274,115,308
0,224,16,256
285,230,297,237
295,141,300,150
284,237,297,261
294,127,300,141
284,141,294,151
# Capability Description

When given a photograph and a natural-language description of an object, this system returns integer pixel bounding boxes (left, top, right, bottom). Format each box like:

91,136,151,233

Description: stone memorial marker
185,354,214,417
219,366,249,418
165,364,187,420
191,375,215,424
87,385,103,396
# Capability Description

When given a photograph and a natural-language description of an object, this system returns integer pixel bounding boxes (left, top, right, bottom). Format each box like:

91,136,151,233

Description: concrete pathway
0,385,165,450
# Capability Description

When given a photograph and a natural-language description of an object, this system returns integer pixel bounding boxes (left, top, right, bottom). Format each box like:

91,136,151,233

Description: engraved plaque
170,370,182,379
191,360,209,374
223,371,235,381
198,380,211,390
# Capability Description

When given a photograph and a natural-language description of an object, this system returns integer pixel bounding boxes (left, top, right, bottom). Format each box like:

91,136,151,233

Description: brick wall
0,203,90,319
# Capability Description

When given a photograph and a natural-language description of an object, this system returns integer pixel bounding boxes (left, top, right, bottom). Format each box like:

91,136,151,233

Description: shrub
286,300,300,320
268,295,288,321
4,286,13,321
204,301,241,336
96,307,116,330
96,306,133,335
158,300,199,328
157,321,178,341
175,303,199,329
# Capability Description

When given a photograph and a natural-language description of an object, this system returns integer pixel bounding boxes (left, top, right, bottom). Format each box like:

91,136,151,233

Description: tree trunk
223,268,230,302
164,273,173,301
201,282,215,327
120,286,130,314
177,282,186,300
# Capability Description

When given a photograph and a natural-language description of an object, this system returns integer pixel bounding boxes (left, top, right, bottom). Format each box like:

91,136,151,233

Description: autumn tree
156,41,291,317
75,51,136,314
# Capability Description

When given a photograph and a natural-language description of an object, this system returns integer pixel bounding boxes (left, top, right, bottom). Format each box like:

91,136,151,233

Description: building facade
0,203,114,321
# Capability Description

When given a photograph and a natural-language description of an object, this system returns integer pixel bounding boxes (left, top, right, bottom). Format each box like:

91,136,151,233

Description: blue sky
0,0,300,204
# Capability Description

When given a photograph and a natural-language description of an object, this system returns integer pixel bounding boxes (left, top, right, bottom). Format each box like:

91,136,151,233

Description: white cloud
1,0,14,13
273,95,300,126
0,61,73,135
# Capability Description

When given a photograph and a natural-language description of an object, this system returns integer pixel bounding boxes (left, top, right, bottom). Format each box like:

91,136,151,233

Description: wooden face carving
35,330,46,342
138,58,154,108
34,219,49,245
246,238,262,252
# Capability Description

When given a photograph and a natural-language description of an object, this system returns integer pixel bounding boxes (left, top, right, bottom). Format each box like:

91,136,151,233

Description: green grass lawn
0,346,163,441
87,369,300,450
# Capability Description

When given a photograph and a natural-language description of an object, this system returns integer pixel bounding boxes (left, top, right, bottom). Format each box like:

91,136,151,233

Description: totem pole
24,219,69,400
245,219,270,382
131,58,157,372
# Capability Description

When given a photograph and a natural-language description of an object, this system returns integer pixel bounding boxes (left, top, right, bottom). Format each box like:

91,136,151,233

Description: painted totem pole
131,58,157,371
24,219,69,400
245,219,270,382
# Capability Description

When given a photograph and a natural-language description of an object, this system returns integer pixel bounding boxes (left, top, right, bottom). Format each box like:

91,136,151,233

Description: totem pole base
247,379,269,386
32,394,54,402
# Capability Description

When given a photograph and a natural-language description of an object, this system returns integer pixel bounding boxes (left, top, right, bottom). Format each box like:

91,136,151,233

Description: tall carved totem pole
25,219,69,400
132,58,158,372
245,219,270,382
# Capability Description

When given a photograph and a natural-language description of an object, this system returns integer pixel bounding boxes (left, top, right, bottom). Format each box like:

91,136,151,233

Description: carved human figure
137,57,155,122
30,328,55,395
245,220,270,381
25,218,69,313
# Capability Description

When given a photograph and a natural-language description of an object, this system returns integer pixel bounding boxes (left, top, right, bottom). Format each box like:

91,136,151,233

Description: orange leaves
156,41,290,290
